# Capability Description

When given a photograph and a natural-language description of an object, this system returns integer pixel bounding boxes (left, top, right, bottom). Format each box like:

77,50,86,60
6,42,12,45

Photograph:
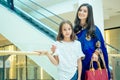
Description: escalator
0,0,120,80
0,0,63,80
14,0,64,36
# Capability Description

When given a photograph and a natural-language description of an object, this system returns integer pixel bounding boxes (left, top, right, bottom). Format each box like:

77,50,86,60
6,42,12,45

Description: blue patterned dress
76,26,111,80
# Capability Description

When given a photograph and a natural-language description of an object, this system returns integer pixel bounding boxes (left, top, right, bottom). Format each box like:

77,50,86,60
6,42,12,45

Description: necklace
85,34,91,41
81,23,87,30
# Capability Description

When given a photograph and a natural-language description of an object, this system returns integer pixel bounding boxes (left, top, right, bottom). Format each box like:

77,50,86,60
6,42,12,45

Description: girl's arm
46,52,59,65
77,58,82,80
36,51,59,65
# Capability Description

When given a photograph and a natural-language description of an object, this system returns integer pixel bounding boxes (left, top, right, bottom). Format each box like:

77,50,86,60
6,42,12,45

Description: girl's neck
63,38,71,42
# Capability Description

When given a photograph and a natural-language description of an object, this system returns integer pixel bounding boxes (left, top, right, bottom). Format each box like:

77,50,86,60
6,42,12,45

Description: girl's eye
63,29,66,31
84,10,87,13
68,28,71,30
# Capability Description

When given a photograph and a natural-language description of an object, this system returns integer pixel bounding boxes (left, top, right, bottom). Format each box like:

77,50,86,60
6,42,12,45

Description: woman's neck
80,20,87,30
80,20,86,27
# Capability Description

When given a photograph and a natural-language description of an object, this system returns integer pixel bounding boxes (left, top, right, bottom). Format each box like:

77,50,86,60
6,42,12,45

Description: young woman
74,3,111,80
36,20,84,80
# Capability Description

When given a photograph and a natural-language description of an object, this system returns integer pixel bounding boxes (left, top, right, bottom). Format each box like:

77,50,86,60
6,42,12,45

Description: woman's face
78,6,88,20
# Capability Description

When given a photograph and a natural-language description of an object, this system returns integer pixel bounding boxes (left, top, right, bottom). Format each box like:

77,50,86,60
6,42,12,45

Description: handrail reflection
109,53,120,57
106,43,120,53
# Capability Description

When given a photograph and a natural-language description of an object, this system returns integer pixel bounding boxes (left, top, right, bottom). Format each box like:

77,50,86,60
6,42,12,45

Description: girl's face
78,6,88,20
62,23,72,39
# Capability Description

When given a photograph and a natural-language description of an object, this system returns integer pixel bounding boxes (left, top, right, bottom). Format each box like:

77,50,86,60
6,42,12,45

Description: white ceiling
103,0,120,20
14,0,120,20
23,0,120,20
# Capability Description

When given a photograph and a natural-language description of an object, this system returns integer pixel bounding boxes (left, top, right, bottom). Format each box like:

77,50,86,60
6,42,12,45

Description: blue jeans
71,70,78,80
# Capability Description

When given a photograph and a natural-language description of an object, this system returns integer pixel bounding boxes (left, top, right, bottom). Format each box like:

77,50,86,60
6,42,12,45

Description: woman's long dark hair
74,3,96,38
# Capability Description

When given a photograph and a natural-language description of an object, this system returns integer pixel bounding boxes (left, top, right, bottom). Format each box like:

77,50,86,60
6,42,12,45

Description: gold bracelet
49,51,54,55
94,50,99,55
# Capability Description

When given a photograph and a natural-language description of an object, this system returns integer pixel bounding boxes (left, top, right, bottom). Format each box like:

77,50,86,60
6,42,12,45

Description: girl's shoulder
74,40,81,45
54,41,63,45
54,41,60,44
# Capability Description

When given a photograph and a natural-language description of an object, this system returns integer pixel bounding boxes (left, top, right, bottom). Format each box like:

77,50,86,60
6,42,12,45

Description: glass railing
106,43,120,66
106,43,120,54
14,0,64,32
1,0,63,40
106,43,120,80
0,45,54,80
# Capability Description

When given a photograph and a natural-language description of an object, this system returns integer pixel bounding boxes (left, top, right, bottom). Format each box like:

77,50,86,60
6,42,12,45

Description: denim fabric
71,70,78,80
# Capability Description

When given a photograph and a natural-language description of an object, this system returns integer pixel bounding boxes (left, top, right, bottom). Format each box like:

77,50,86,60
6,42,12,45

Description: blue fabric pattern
76,26,111,80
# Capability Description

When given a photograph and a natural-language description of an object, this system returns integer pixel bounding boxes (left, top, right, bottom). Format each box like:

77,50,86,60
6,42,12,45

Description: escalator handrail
106,43,120,53
29,0,64,21
15,6,57,34
17,0,59,25
14,6,57,40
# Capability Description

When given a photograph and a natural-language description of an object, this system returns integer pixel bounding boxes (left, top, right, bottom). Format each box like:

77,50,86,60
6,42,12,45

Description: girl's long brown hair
57,20,76,41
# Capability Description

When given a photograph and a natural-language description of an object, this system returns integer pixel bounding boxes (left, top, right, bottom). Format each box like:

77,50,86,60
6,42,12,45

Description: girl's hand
51,45,56,54
92,53,98,61
34,51,48,55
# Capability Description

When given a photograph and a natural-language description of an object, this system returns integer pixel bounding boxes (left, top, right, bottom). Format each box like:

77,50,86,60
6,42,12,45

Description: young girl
37,20,84,80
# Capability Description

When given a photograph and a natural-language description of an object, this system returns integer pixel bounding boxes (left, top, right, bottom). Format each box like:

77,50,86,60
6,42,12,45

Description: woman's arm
95,26,111,79
77,58,82,80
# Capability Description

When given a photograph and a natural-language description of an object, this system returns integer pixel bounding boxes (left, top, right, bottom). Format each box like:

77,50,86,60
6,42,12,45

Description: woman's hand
50,45,56,54
92,52,98,61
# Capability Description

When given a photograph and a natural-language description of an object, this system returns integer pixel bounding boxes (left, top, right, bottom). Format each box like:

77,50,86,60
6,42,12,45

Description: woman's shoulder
94,25,103,36
94,25,100,31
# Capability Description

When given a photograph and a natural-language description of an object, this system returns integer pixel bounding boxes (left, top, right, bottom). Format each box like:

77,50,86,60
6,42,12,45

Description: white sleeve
52,41,60,56
53,48,59,56
77,42,85,58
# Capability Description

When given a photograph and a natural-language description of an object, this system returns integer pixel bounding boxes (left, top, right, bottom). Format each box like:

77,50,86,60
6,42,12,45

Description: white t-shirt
53,40,85,80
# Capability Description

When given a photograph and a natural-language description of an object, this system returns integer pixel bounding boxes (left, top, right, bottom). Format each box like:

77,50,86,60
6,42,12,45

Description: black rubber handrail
29,0,64,21
106,43,120,53
18,0,59,25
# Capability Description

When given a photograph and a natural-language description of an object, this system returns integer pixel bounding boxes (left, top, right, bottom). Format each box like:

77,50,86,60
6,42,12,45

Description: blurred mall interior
0,0,120,80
